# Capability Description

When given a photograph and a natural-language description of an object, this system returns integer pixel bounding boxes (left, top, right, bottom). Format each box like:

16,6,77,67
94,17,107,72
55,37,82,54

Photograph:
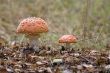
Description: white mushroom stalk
26,34,41,48
65,43,71,49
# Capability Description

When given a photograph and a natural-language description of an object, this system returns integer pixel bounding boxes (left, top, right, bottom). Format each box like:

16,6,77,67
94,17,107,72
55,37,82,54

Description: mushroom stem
20,34,25,43
65,43,70,49
27,34,40,50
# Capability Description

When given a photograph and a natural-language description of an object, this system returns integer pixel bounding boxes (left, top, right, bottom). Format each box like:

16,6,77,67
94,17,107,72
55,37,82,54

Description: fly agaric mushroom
16,17,48,49
59,35,77,49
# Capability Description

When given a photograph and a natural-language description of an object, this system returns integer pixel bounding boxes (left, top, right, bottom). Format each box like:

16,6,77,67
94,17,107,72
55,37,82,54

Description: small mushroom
16,17,48,50
59,35,77,49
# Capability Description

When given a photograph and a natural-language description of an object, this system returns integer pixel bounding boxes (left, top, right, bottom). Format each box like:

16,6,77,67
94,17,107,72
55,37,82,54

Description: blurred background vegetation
0,0,110,49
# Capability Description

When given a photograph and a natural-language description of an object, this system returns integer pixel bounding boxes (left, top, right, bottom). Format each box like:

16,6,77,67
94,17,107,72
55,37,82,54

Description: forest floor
0,41,110,73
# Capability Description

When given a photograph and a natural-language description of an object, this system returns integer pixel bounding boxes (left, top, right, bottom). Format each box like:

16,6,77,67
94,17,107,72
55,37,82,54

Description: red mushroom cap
16,17,48,35
59,35,77,43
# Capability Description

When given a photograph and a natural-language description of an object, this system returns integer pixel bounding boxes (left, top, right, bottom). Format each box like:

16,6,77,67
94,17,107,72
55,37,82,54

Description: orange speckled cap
16,17,48,35
59,35,77,43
